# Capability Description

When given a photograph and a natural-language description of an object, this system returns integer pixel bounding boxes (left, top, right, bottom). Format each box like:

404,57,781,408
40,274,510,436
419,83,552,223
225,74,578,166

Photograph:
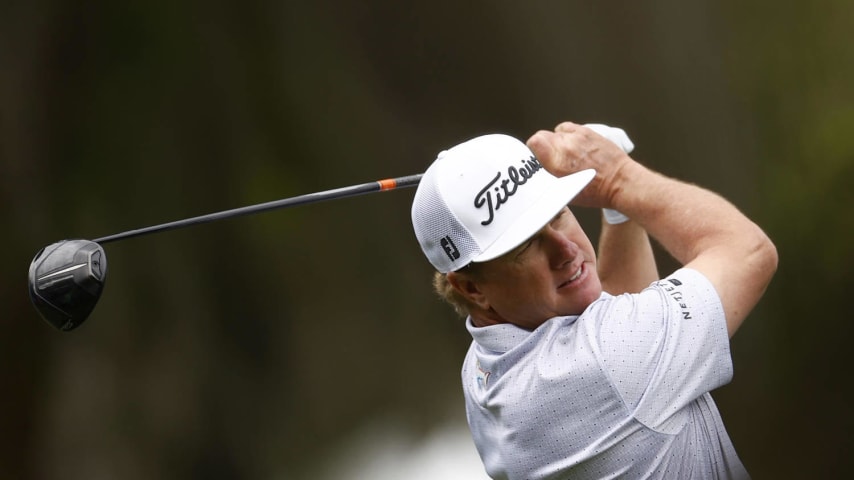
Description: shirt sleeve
592,267,733,432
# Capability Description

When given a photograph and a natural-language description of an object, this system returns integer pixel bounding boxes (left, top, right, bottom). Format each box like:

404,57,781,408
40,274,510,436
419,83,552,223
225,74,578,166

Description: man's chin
564,287,603,315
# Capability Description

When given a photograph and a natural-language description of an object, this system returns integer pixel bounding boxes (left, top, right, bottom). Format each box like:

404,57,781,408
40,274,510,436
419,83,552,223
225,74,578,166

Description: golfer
410,122,777,479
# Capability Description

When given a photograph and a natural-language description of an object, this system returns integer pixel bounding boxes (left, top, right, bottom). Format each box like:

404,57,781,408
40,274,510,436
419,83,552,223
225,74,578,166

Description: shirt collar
466,314,579,353
465,293,612,353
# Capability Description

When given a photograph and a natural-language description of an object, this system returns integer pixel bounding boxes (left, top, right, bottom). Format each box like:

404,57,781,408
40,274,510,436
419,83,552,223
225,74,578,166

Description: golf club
28,173,423,332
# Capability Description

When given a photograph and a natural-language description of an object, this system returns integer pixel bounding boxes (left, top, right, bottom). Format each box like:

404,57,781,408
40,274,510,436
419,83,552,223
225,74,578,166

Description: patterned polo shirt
462,268,750,479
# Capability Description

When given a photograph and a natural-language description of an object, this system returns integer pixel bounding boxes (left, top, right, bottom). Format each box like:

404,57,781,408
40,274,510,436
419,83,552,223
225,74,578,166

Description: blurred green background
2,1,852,478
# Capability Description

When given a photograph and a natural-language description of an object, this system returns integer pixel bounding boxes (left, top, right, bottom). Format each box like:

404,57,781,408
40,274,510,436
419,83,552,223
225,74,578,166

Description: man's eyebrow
513,233,538,258
512,207,570,258
541,208,567,229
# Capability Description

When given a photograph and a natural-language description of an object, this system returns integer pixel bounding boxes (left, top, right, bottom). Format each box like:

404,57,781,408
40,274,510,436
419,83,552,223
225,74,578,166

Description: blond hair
432,265,483,317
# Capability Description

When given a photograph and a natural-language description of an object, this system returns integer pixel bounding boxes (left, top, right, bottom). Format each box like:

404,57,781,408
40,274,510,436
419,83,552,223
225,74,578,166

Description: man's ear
447,270,490,310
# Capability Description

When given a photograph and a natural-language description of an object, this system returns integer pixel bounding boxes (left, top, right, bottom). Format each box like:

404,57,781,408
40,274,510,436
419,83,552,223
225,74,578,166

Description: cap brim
471,169,596,263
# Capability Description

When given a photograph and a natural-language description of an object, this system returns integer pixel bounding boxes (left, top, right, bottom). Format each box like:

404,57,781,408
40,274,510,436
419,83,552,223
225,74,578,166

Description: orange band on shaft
377,179,397,190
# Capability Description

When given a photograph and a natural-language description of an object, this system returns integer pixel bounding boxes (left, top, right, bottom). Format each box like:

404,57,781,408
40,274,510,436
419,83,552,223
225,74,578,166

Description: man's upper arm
685,233,778,337
598,219,658,295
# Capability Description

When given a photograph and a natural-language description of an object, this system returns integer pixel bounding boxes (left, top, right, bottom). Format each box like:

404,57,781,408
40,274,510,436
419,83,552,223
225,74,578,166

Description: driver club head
28,239,107,331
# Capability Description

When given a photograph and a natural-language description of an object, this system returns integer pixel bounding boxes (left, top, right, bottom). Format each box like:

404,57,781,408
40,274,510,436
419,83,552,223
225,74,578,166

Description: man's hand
527,122,633,209
570,123,659,294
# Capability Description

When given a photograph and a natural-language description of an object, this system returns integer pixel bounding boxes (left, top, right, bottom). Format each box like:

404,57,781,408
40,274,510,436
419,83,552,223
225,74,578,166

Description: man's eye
515,238,535,258
551,208,570,227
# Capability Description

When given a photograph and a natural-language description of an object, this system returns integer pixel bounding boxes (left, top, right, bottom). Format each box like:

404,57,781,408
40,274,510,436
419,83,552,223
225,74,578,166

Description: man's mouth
558,264,585,289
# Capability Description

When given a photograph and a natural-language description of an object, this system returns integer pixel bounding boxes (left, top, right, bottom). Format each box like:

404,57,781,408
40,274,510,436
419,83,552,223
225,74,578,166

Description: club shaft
93,174,423,244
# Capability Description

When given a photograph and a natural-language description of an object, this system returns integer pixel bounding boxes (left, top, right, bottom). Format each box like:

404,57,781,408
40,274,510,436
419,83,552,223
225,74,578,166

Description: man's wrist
605,159,651,216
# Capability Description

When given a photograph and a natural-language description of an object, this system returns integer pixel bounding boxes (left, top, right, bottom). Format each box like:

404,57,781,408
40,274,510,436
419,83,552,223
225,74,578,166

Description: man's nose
542,227,579,269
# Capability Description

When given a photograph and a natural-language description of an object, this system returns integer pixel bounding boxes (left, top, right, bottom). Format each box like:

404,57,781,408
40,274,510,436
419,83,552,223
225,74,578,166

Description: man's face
470,207,602,329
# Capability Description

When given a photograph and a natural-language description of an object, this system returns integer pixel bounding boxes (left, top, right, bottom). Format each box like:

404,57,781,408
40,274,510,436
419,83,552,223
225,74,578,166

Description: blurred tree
718,0,854,477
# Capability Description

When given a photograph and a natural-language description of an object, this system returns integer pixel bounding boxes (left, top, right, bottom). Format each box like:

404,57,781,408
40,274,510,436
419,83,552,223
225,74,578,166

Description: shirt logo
662,278,692,320
476,360,491,388
473,156,543,226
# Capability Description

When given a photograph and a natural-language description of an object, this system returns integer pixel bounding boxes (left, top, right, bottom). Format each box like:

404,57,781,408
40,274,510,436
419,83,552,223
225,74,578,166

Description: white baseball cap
411,133,595,273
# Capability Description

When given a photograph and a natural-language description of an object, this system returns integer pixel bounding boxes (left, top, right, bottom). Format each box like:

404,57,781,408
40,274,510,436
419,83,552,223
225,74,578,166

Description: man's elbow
764,237,779,276
721,229,778,337
751,228,779,289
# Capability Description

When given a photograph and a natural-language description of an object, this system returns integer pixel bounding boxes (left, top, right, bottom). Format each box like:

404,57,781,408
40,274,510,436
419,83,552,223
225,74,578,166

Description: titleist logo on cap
474,155,543,226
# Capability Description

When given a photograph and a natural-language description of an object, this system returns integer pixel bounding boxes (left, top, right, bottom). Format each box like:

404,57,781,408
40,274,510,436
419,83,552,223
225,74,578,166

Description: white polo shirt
462,268,750,479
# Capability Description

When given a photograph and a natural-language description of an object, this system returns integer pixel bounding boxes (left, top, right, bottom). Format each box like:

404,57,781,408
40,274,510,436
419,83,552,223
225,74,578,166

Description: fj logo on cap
474,156,543,226
440,236,460,262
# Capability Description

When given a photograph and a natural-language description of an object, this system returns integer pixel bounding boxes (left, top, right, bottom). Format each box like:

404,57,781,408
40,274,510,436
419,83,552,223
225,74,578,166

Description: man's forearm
597,218,658,294
609,161,778,335
609,162,753,265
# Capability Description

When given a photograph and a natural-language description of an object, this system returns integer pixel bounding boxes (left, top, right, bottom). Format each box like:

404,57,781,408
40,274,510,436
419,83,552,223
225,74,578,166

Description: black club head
28,239,107,331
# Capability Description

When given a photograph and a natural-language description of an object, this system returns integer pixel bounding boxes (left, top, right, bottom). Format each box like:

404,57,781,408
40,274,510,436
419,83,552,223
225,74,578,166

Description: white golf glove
584,123,634,154
583,123,633,224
